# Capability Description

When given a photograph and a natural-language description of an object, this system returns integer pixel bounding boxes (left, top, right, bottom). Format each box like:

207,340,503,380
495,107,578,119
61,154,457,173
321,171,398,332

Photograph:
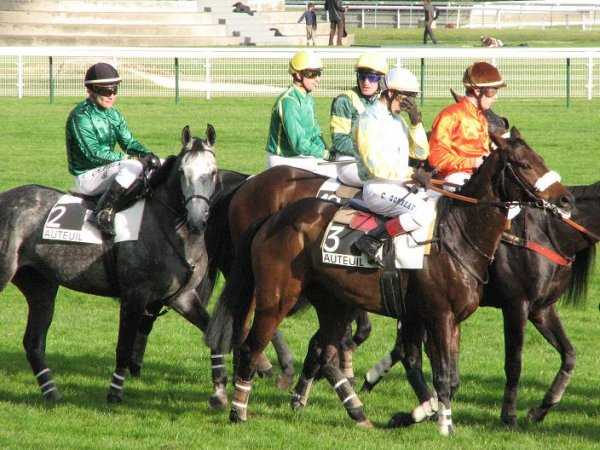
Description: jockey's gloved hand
401,97,422,126
143,153,162,170
323,149,337,162
411,169,432,190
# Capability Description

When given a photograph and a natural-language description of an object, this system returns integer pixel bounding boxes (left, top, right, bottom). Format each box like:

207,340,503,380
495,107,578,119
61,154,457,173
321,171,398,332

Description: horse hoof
276,373,294,391
439,424,455,436
229,409,247,424
257,368,274,379
209,393,229,410
387,412,415,428
43,389,62,402
527,407,546,423
290,398,305,412
357,419,374,428
360,380,375,393
501,414,518,429
129,363,142,378
106,389,123,404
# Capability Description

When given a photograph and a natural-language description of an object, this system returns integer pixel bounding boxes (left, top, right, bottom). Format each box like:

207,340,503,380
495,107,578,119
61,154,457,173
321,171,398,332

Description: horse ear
450,88,463,103
181,125,191,146
510,126,521,140
206,124,216,147
490,131,508,150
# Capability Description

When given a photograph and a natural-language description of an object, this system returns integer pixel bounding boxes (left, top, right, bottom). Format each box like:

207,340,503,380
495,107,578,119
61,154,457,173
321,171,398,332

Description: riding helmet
84,63,122,86
355,51,389,75
462,62,506,89
384,68,420,93
288,50,323,75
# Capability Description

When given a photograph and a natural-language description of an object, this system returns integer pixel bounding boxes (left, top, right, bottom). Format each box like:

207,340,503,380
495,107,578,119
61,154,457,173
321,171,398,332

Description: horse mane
148,155,178,188
567,181,600,200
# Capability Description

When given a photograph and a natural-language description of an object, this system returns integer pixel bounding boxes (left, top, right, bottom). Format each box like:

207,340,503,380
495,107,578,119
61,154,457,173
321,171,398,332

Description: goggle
302,69,322,79
92,85,118,97
393,91,417,101
357,72,382,83
480,87,498,98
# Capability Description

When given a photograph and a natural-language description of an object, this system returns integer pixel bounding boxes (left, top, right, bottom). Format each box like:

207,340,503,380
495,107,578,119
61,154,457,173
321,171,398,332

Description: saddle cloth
315,178,361,204
321,198,438,270
42,194,146,244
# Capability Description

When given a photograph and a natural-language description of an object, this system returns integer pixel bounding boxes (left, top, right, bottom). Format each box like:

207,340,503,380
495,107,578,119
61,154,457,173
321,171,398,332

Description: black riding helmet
84,63,122,86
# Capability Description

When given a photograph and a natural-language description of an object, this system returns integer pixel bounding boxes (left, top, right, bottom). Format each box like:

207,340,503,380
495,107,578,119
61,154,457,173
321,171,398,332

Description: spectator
325,0,346,46
298,3,317,46
423,0,439,45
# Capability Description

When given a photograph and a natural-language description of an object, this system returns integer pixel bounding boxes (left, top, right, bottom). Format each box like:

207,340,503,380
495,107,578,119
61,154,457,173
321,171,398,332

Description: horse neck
149,160,186,222
557,194,600,255
450,161,509,260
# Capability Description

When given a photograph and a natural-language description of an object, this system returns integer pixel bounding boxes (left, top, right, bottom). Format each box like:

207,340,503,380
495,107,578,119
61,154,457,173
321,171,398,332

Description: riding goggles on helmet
357,72,382,83
302,69,322,79
92,85,119,97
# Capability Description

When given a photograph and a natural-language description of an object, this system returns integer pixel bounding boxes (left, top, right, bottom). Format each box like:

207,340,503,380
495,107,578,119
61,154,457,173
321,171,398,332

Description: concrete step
0,10,213,25
0,34,244,47
1,0,197,13
0,22,230,37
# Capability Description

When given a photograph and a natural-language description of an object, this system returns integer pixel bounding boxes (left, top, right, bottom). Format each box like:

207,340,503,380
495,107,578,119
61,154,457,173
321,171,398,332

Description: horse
0,124,217,403
360,183,598,428
131,99,512,396
206,128,575,434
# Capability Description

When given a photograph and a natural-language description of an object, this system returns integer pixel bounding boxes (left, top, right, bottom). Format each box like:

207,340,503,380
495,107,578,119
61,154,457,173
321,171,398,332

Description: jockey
428,61,507,188
352,68,432,268
265,50,337,178
66,62,161,236
330,51,389,187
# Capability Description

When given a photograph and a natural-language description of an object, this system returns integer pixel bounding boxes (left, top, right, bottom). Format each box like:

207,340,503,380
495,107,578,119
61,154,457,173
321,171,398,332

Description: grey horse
0,124,217,403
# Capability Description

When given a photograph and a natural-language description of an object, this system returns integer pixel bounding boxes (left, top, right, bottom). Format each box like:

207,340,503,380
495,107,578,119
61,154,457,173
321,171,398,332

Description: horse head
489,127,574,218
178,124,217,232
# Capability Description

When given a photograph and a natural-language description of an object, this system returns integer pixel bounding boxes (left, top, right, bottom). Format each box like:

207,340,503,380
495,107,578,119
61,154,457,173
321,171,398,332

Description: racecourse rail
1,47,599,105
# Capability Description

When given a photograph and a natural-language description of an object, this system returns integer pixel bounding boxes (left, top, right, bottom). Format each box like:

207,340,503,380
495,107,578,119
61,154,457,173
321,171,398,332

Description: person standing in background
297,3,317,46
423,0,439,45
325,0,346,46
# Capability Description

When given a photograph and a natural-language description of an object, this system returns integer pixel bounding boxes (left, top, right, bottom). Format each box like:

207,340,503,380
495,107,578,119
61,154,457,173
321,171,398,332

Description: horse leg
271,329,295,391
166,289,229,409
500,302,528,428
230,310,284,423
527,305,576,424
291,330,322,411
388,321,437,428
424,322,458,436
312,303,372,428
13,268,61,401
129,300,164,377
106,299,146,403
362,319,402,392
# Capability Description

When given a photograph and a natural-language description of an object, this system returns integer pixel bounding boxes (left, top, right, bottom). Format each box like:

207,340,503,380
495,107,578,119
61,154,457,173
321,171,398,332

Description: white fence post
17,55,23,99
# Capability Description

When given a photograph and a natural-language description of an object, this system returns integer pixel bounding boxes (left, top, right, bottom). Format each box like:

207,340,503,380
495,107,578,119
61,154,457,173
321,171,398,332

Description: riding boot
88,182,127,236
354,217,407,268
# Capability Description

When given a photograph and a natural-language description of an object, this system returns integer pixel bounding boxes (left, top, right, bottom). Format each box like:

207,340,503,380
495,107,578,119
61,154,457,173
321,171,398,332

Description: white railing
286,1,600,30
1,47,598,102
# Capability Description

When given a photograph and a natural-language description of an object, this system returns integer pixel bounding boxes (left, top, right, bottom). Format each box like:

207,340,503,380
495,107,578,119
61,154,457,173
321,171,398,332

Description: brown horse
206,128,575,434
361,181,598,429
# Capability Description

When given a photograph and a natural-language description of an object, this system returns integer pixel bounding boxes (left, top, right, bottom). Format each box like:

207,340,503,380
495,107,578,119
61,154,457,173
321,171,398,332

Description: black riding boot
89,182,127,236
354,218,407,268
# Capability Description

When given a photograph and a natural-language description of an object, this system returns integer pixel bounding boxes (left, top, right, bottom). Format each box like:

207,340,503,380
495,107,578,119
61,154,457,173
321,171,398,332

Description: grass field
0,76,599,448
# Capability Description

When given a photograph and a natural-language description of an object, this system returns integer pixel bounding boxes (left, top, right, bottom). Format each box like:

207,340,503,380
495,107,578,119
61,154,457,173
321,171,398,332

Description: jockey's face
357,72,382,97
87,84,117,110
472,87,498,110
297,69,321,93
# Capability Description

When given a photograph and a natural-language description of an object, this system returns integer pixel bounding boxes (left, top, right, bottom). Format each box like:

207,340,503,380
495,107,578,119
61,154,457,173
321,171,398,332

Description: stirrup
90,209,116,236
354,235,384,268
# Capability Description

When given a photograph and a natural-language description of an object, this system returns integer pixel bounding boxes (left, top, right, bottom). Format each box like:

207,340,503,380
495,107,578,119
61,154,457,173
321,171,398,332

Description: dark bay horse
206,128,575,434
361,183,598,428
0,125,217,403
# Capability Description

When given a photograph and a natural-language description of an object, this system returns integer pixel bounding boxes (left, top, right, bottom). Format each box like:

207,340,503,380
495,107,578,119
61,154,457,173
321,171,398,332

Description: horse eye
521,163,530,169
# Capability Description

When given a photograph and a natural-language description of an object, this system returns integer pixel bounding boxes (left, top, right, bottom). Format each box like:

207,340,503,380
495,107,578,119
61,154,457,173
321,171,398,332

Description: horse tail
562,245,595,307
197,171,249,308
205,216,266,354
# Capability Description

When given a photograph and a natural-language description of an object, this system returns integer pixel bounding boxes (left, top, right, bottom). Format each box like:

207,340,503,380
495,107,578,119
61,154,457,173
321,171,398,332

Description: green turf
0,92,599,449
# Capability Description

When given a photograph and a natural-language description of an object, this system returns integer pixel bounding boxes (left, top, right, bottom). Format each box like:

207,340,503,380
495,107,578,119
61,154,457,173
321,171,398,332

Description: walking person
423,0,439,45
325,0,346,46
297,2,317,46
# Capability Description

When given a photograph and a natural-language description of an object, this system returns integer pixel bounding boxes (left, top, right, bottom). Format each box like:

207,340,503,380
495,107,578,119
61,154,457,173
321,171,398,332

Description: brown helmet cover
462,62,506,89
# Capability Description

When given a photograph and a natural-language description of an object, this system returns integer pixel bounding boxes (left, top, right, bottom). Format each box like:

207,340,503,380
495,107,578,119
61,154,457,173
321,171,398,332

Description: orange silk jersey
428,97,491,179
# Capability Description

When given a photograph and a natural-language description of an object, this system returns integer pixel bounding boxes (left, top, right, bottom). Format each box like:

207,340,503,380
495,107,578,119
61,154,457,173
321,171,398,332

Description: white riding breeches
363,181,435,232
335,155,362,187
74,159,144,196
266,153,338,179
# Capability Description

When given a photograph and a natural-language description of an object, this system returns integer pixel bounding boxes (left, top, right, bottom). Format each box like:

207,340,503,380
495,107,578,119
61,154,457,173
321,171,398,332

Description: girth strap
501,232,572,266
379,240,405,318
